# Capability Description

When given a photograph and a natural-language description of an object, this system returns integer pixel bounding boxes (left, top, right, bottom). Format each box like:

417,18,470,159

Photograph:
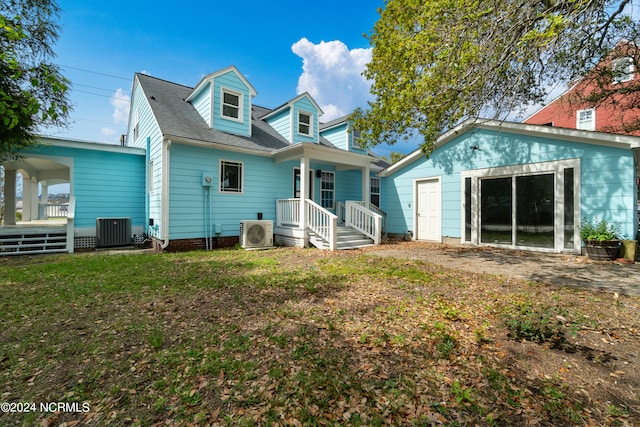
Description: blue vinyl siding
212,71,252,136
24,144,146,230
321,125,347,150
191,83,212,127
265,109,291,142
382,128,637,241
127,78,164,236
169,143,292,239
292,97,319,144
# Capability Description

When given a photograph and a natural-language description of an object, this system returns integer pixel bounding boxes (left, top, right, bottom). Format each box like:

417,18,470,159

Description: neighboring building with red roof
525,42,640,136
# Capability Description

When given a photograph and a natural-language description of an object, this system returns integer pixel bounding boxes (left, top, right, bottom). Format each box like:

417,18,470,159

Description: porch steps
0,228,68,256
310,226,374,250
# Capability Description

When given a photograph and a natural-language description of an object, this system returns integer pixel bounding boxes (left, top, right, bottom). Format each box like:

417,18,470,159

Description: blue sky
45,0,420,158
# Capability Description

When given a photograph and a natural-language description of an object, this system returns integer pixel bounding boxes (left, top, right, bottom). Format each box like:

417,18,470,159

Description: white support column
362,164,371,203
299,156,309,243
29,176,39,220
3,169,17,225
22,175,33,222
40,182,49,220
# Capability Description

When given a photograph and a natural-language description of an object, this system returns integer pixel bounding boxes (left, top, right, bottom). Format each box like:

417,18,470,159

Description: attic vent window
221,89,242,121
612,57,634,84
298,111,312,136
577,108,595,131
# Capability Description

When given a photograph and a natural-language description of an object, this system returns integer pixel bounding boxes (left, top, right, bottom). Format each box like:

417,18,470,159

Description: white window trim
219,159,244,194
576,108,595,131
297,110,313,137
220,87,243,123
351,129,362,150
460,158,581,253
612,57,634,84
320,171,335,209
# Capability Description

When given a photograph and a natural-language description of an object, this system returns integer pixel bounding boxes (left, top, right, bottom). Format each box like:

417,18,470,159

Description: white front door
416,179,441,241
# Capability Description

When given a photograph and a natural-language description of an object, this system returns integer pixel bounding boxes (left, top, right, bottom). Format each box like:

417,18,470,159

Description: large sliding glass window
516,174,554,248
464,177,472,242
480,177,512,244
564,168,575,249
465,159,579,252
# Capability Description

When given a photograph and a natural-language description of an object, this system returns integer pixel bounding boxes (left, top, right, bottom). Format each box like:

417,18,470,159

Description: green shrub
580,216,621,242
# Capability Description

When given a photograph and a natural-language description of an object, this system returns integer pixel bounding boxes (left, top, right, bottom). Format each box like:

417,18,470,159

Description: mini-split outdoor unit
240,220,273,249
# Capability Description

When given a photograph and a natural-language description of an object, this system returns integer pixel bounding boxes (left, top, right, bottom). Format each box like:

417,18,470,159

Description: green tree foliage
352,0,637,153
0,0,70,161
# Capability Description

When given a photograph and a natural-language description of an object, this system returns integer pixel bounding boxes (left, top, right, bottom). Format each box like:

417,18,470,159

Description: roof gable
185,66,257,102
380,119,640,177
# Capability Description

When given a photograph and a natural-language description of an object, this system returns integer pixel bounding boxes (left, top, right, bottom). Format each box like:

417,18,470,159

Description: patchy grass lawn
0,247,638,426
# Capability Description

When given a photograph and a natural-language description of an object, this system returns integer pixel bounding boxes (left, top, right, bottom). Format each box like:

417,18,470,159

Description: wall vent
96,218,131,248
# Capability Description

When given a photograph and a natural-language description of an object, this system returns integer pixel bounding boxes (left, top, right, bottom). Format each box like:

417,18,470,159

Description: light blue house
125,66,386,251
380,119,640,253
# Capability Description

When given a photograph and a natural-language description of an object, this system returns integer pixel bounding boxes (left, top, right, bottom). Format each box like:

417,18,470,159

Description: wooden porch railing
306,199,338,251
345,201,383,245
276,199,382,250
39,203,69,219
276,198,301,227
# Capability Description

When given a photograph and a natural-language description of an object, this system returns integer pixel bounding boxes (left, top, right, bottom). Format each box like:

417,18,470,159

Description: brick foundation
156,236,240,252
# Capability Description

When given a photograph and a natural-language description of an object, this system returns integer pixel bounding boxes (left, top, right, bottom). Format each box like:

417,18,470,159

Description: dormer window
298,111,312,136
221,88,242,121
612,57,634,84
352,129,363,149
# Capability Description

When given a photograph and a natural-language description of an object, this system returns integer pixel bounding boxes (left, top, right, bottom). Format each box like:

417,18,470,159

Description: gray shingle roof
135,73,291,152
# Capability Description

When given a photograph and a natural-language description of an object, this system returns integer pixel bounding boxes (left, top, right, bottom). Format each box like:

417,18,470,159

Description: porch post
22,175,33,221
362,163,370,203
28,176,39,221
3,169,17,225
299,156,309,243
40,182,49,220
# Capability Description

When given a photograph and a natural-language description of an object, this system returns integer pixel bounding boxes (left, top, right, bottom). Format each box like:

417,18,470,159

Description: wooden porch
275,199,385,250
0,199,75,256
0,222,69,256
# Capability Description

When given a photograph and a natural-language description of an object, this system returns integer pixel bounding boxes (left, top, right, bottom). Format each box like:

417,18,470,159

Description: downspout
145,137,150,237
160,139,171,250
633,143,640,240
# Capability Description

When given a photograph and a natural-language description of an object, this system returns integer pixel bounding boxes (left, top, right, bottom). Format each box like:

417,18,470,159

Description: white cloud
291,38,372,121
101,127,116,136
110,88,131,125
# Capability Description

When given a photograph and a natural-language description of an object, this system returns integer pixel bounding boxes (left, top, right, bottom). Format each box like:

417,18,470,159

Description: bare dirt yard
0,242,638,426
365,241,640,424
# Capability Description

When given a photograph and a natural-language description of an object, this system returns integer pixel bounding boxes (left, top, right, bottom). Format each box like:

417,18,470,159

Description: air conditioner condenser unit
240,220,273,249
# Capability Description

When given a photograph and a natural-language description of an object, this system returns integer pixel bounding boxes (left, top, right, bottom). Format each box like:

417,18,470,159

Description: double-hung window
370,177,380,207
352,129,363,149
220,160,243,193
612,57,634,84
320,171,335,209
298,111,312,136
577,108,595,131
221,89,242,121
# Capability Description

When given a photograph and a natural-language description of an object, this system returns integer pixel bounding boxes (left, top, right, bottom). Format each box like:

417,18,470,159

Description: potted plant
580,216,621,260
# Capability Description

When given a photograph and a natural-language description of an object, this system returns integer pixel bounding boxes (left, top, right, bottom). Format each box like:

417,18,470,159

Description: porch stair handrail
353,201,386,234
306,199,338,251
345,201,382,245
